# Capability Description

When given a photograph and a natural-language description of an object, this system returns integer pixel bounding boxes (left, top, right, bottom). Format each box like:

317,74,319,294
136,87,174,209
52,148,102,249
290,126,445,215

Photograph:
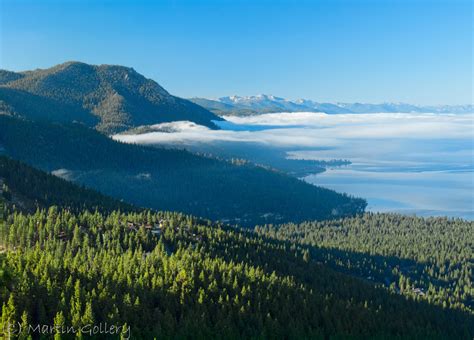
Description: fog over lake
115,112,474,220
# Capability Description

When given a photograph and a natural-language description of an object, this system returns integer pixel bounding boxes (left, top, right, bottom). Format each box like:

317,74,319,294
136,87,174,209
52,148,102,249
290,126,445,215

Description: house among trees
127,221,138,232
125,219,164,235
57,231,67,241
412,288,426,296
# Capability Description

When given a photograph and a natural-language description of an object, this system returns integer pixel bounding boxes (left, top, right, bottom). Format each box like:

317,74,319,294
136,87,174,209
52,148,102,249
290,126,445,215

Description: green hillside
1,208,472,339
0,87,98,126
256,213,474,314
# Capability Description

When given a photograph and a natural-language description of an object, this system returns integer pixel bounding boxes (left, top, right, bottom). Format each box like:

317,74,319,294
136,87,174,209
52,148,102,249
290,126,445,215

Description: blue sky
0,0,472,104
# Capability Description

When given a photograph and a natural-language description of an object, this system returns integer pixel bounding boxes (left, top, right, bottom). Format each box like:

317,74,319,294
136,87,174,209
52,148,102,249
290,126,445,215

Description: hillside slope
0,155,133,213
0,115,366,226
256,213,474,315
1,208,472,338
0,62,222,133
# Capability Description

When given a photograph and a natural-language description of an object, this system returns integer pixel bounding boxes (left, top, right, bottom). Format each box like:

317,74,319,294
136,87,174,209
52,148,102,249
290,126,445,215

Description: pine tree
1,294,16,339
82,301,94,327
120,323,130,340
303,249,311,263
18,311,30,340
53,311,65,340
71,280,82,328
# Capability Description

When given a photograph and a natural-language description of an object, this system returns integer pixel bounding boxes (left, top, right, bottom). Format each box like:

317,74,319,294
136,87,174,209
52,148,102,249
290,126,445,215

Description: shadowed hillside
0,115,366,226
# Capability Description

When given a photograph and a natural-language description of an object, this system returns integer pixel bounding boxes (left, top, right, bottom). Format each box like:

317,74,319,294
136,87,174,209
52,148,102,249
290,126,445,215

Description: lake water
302,155,474,219
288,136,473,220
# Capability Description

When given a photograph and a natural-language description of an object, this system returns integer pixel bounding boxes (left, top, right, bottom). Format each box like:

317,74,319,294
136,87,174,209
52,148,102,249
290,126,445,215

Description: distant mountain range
189,94,473,116
0,61,222,133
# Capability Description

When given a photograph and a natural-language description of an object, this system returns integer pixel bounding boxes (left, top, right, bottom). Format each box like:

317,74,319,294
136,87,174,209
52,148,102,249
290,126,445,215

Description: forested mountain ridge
0,62,222,133
0,115,366,225
0,87,99,127
0,70,24,85
0,156,134,213
1,207,472,338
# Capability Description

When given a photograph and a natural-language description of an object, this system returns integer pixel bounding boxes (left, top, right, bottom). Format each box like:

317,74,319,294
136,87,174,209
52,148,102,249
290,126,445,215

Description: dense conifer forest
256,215,474,315
1,208,473,339
0,156,133,213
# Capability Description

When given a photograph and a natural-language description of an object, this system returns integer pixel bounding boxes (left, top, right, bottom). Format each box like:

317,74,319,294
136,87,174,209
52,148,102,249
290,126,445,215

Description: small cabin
412,288,425,296
58,231,67,240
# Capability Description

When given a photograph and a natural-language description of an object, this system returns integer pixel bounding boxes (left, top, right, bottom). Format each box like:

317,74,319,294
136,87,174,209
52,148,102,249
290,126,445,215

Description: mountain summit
0,61,222,133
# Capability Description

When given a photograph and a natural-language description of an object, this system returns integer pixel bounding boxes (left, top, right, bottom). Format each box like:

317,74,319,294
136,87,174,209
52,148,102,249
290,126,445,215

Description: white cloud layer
114,112,474,148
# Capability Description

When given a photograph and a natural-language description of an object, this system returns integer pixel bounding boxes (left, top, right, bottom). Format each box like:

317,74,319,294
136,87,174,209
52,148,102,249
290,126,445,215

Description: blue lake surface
295,138,474,220
303,162,474,220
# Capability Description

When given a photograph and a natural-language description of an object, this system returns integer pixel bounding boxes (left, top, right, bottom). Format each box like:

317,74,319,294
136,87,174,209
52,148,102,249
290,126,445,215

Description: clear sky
0,0,472,104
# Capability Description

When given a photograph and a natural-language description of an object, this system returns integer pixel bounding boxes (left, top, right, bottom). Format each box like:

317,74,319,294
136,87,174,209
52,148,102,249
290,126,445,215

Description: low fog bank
114,112,473,150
